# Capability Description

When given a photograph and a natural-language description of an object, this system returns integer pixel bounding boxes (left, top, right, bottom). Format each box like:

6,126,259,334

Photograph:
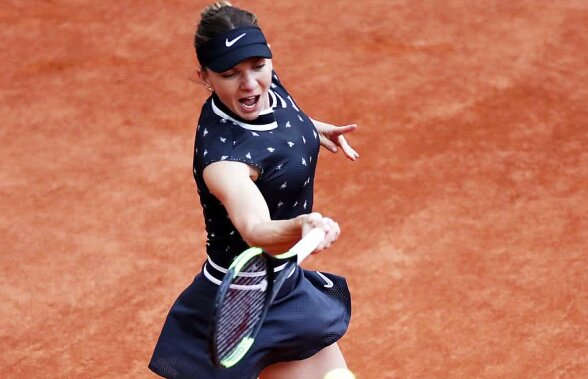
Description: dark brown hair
195,2,259,50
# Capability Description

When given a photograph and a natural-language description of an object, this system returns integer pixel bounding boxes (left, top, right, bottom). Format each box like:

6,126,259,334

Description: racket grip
290,228,326,264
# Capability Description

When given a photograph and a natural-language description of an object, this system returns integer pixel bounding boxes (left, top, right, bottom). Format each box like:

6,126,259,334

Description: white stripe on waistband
203,264,268,291
207,255,289,277
203,262,297,289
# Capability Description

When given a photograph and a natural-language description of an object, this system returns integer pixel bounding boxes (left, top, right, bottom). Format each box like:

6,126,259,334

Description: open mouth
239,95,260,111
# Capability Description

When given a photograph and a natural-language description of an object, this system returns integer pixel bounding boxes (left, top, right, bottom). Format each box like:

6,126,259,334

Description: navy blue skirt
149,261,351,379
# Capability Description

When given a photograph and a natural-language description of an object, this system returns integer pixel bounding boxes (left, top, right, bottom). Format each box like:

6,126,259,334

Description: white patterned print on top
287,95,300,112
273,90,287,108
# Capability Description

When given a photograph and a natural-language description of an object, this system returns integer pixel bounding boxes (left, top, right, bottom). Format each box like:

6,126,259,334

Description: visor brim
206,44,272,73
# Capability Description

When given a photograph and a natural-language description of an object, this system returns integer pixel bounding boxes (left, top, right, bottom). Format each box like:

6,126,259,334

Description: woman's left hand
312,119,360,161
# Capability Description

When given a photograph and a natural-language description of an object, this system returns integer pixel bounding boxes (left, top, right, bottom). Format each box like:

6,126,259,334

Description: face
200,57,273,121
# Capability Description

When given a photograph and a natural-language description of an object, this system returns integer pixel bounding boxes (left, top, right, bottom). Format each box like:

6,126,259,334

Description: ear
198,67,214,92
198,67,209,85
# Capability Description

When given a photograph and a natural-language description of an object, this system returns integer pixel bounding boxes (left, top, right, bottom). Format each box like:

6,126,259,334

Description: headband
196,26,272,73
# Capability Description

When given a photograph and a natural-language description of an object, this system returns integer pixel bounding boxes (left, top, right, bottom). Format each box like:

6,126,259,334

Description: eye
221,72,237,78
252,58,267,70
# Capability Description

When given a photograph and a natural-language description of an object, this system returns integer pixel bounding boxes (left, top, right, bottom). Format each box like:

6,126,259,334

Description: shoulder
195,114,265,175
195,110,237,170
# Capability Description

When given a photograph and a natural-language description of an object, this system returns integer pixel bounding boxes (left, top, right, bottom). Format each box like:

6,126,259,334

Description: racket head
209,247,276,369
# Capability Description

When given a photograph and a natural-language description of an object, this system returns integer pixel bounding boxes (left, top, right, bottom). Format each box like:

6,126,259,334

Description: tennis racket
208,228,326,369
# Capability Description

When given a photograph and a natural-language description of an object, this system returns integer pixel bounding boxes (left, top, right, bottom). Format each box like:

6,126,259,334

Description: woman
149,2,359,378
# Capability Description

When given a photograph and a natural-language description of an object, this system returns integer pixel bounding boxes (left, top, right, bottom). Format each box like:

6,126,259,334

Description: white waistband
203,264,268,290
204,256,297,290
207,255,288,277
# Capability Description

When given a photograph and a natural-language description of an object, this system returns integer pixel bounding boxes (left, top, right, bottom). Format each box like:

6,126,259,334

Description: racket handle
289,228,326,264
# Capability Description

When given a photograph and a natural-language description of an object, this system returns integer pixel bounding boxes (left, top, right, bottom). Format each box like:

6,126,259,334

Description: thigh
259,343,347,379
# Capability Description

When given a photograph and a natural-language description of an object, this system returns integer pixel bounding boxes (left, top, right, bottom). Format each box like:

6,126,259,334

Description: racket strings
215,256,270,359
217,291,265,354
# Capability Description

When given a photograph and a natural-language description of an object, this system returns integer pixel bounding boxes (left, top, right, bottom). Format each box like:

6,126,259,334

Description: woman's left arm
311,118,360,161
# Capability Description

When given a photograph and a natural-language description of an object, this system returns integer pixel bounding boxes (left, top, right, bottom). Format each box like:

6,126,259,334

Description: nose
240,70,257,90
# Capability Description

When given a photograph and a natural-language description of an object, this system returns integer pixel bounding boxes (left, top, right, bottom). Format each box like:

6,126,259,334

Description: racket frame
208,247,276,368
209,229,325,368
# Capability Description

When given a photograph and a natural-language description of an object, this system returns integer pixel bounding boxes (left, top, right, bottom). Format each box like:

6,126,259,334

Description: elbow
236,222,263,248
238,225,284,254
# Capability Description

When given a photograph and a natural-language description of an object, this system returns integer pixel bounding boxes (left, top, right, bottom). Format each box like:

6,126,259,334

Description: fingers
318,123,360,159
302,212,340,252
320,217,340,250
319,134,339,153
337,135,360,161
331,124,358,136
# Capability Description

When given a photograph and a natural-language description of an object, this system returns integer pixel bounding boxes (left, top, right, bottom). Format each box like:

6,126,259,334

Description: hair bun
201,1,232,18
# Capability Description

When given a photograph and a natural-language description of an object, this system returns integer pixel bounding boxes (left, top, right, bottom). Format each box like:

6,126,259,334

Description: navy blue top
193,72,320,267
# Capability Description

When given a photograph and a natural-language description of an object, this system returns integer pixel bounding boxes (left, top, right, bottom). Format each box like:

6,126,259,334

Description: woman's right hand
300,212,340,252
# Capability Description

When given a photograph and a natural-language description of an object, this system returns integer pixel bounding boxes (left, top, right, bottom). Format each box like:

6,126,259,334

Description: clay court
2,0,587,378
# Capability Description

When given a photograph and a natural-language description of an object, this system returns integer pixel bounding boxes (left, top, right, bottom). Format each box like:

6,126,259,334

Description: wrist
295,214,309,230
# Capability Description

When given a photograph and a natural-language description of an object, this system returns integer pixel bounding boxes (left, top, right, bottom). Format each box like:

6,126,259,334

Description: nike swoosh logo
316,271,334,288
225,33,246,47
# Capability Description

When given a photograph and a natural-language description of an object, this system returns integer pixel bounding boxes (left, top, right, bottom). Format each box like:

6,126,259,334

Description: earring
205,83,213,92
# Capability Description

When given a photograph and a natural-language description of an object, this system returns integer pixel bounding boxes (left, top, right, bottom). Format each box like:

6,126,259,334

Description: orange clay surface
2,1,587,378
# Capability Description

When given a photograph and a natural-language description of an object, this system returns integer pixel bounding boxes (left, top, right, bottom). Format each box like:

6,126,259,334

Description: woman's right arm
203,160,339,255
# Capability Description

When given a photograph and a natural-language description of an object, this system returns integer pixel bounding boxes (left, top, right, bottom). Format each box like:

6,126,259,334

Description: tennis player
149,2,358,378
